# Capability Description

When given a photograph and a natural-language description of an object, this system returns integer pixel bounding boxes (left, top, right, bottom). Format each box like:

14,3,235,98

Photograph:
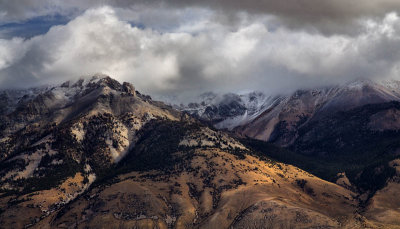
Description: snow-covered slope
0,87,49,115
179,79,400,145
0,74,181,189
177,91,281,130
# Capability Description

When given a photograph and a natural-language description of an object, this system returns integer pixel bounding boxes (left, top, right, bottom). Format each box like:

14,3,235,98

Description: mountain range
179,79,400,144
1,76,400,228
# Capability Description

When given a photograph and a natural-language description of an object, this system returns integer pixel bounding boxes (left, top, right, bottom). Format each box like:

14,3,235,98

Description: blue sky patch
0,14,71,39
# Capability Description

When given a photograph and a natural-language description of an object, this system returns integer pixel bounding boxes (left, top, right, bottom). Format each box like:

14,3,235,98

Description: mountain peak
56,75,137,100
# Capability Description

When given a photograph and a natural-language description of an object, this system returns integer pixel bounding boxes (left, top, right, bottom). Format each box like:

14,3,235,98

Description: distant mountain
179,79,400,145
177,91,277,130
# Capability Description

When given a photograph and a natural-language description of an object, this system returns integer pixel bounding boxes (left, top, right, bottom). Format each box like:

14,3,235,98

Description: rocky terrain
179,80,400,144
180,80,400,200
1,76,400,228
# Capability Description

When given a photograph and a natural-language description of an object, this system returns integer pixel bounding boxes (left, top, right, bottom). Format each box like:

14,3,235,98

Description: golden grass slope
34,148,368,229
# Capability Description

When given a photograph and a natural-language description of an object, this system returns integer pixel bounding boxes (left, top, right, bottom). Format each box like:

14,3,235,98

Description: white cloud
1,6,400,101
0,38,28,69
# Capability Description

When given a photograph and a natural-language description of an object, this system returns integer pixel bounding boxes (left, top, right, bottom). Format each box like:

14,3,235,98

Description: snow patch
71,124,85,142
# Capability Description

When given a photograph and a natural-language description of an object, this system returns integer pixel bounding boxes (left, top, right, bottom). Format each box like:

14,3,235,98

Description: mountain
31,120,361,228
179,80,400,145
219,80,400,195
179,79,400,224
1,76,400,228
0,75,181,227
177,91,277,130
236,80,400,146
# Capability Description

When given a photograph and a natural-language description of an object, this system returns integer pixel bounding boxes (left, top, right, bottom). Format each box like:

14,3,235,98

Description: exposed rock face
0,75,182,228
178,91,275,130
0,75,182,165
179,80,400,146
122,82,136,96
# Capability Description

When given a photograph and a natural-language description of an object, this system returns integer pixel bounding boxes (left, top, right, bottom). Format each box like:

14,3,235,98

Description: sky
1,1,400,101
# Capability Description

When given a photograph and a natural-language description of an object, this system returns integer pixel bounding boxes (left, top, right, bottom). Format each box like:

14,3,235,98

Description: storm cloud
2,0,400,34
1,1,400,101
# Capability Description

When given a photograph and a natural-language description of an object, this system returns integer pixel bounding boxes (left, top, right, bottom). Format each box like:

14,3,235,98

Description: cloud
165,0,400,35
1,6,400,102
2,0,400,35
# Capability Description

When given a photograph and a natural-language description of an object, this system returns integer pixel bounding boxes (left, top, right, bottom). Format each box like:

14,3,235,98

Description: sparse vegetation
2,77,400,228
242,133,398,198
295,179,315,196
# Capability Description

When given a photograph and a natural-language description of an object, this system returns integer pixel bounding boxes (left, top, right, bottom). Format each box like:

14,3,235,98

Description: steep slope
239,101,400,220
178,92,278,131
0,75,180,162
0,86,52,116
0,75,182,227
288,101,400,197
364,159,400,227
29,120,363,229
178,80,400,222
180,80,400,146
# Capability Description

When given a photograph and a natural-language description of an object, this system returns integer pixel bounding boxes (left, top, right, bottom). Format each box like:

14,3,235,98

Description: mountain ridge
1,76,400,228
178,79,400,144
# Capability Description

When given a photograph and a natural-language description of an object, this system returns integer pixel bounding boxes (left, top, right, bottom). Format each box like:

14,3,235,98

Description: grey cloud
2,0,400,35
2,7,400,102
0,0,49,22
146,0,400,35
